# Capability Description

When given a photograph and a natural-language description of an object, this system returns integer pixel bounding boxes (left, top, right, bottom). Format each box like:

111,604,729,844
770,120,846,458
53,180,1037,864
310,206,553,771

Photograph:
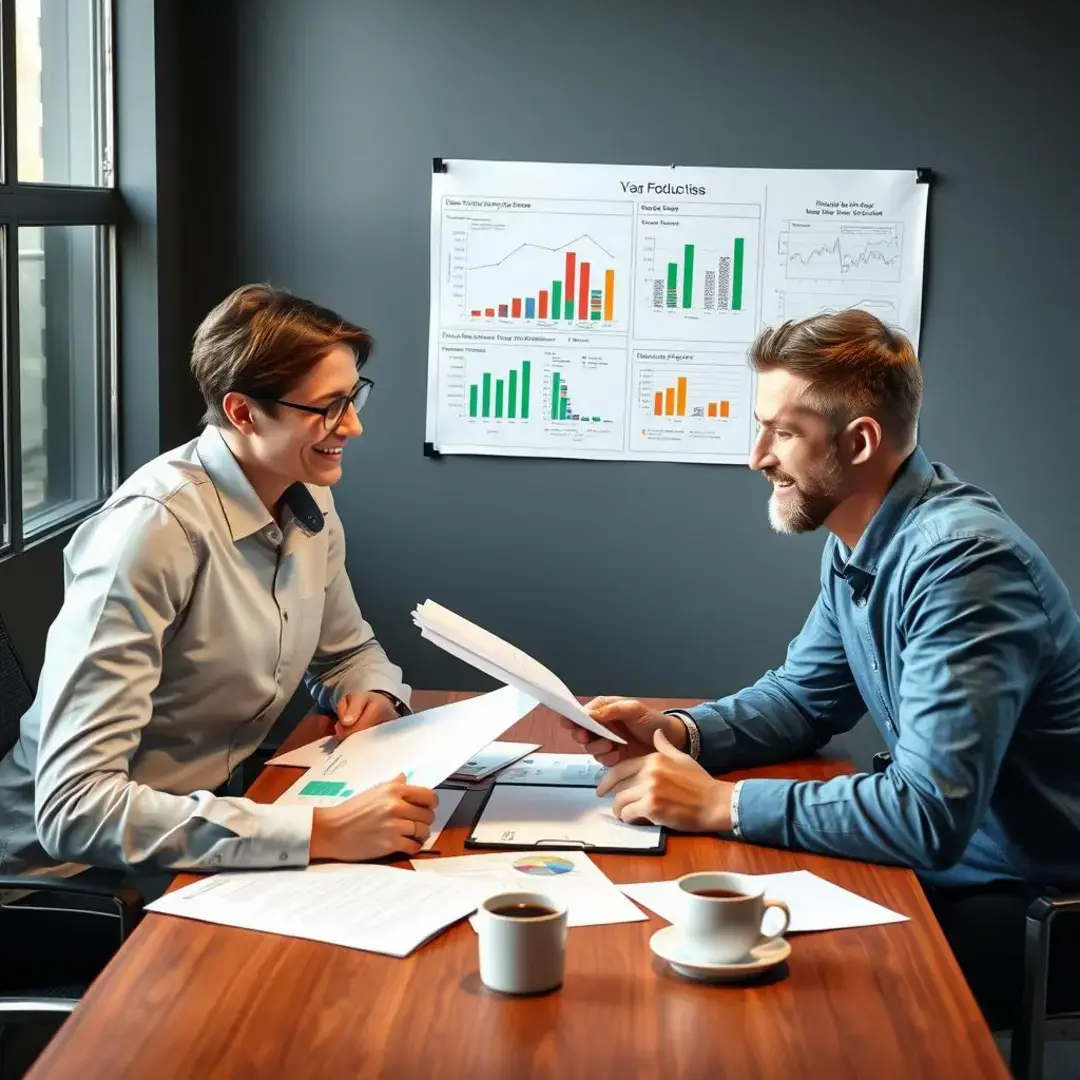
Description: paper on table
145,864,485,957
412,600,625,745
410,849,647,929
450,741,541,781
266,735,340,768
495,753,605,786
275,687,537,808
420,787,466,851
470,784,661,852
619,870,909,933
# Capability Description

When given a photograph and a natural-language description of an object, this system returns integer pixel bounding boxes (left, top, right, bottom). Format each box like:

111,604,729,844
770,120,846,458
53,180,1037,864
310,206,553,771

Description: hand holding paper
412,600,625,745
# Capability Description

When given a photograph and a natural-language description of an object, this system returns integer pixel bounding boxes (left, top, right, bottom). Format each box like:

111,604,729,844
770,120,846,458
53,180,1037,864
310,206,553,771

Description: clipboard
464,782,667,855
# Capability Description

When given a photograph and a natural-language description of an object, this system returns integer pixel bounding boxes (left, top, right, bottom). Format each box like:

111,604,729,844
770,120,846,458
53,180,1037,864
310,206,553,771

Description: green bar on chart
560,397,568,420
666,262,678,307
508,370,518,419
733,238,745,311
551,371,561,420
469,385,478,417
682,244,695,309
521,361,531,419
565,299,574,320
495,379,504,419
552,281,562,319
482,373,491,418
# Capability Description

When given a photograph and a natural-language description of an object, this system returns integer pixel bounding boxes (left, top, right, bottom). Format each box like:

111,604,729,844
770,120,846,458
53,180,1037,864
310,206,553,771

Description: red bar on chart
654,392,664,416
539,290,549,319
498,304,508,317
578,262,590,323
565,252,576,318
470,310,482,317
484,308,495,317
511,298,522,318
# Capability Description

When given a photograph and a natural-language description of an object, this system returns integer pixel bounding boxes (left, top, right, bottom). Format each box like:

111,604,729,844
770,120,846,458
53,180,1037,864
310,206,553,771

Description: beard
765,444,844,534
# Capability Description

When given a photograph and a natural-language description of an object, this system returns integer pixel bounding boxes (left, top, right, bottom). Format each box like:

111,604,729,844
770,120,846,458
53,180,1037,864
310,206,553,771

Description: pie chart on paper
512,855,576,877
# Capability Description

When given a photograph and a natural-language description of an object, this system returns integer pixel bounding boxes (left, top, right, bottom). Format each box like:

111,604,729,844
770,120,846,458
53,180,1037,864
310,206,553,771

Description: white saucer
649,926,791,983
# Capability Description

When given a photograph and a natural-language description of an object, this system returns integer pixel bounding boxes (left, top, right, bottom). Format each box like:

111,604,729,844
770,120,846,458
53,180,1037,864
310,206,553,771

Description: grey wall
175,0,1080,764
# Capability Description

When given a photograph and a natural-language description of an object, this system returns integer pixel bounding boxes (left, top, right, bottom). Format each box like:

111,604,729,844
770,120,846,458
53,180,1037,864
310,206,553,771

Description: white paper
619,870,909,933
496,753,605,786
266,735,340,768
420,787,467,851
413,600,625,744
275,687,538,808
426,159,928,465
450,741,541,780
410,849,647,929
145,864,485,958
471,784,661,852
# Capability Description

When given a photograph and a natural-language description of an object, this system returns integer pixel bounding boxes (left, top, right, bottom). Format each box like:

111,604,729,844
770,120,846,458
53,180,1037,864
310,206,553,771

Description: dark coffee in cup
692,888,748,899
489,902,556,919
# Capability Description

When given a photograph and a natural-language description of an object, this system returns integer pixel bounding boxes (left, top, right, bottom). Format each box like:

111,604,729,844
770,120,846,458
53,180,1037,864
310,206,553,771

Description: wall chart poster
426,159,928,464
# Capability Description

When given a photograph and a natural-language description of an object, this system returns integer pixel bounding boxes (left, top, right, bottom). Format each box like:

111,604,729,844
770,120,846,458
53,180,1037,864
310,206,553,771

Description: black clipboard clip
534,838,591,850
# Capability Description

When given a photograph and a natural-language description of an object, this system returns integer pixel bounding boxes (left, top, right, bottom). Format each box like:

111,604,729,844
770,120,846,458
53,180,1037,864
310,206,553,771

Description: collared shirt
687,448,1080,887
0,426,409,877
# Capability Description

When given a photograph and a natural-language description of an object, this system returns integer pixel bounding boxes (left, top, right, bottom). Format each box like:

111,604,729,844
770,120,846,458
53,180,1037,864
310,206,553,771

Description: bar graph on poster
428,160,928,464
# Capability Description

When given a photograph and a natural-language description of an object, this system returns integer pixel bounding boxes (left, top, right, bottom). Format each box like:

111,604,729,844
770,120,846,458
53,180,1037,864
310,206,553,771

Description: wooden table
30,692,1008,1079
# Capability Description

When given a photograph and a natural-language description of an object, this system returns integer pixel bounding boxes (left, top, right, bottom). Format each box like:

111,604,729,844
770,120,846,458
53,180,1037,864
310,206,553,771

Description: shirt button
871,660,878,672
279,852,289,863
269,527,282,544
885,720,894,733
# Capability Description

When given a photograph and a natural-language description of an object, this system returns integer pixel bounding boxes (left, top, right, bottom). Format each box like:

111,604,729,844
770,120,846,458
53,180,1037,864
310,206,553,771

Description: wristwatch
371,690,411,717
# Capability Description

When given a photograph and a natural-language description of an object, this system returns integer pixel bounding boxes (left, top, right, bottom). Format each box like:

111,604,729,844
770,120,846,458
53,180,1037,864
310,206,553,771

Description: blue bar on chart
525,297,536,318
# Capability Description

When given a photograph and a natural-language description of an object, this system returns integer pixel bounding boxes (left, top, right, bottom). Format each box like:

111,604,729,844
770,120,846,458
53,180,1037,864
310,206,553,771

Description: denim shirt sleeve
736,538,1052,872
687,581,868,774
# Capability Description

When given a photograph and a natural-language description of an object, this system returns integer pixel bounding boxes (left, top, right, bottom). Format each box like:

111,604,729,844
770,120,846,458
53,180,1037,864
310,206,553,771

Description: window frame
0,0,122,557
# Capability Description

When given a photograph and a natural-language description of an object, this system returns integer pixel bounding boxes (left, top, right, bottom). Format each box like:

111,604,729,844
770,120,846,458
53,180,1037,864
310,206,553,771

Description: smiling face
750,367,847,534
223,344,365,503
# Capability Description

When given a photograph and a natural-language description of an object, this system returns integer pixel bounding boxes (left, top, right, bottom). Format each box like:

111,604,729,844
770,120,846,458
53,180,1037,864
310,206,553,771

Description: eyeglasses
255,377,373,432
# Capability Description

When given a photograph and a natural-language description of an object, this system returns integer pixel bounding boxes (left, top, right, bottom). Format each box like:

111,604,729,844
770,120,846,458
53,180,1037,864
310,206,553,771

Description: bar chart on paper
634,205,761,343
439,198,633,332
630,355,752,458
434,341,625,453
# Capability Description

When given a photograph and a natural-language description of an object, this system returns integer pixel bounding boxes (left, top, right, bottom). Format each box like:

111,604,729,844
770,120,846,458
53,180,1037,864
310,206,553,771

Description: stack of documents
619,870,909,932
448,741,540,782
146,864,486,957
495,753,605,786
412,600,625,744
411,849,647,929
468,784,663,853
274,687,537,809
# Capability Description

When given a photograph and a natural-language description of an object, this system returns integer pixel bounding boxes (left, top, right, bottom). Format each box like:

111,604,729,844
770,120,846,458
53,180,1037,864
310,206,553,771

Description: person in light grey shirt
0,285,437,879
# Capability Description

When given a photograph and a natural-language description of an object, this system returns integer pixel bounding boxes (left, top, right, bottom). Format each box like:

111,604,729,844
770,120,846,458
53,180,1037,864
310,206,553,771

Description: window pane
16,0,112,186
20,225,111,532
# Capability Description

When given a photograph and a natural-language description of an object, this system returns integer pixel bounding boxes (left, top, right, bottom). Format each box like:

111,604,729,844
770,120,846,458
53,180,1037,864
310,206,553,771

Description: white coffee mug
674,871,791,963
476,891,568,995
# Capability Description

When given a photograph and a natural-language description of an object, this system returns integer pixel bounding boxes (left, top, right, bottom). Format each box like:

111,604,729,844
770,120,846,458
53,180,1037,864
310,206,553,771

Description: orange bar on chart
720,400,730,418
654,391,663,416
511,298,522,318
676,377,688,416
484,308,495,317
665,387,676,415
707,402,718,417
604,269,615,321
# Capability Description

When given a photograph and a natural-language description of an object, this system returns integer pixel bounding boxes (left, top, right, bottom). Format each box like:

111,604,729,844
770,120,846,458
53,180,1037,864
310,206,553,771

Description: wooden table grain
28,692,1009,1079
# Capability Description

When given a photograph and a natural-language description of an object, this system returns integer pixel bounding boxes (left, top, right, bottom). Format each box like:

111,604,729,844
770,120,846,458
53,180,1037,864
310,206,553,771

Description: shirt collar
196,426,329,543
833,446,935,586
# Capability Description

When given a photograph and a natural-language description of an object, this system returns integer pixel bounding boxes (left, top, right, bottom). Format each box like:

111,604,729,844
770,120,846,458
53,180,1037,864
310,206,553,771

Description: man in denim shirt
570,311,1080,1029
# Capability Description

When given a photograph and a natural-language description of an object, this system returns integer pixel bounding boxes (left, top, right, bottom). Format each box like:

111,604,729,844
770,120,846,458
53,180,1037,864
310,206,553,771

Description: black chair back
0,613,33,760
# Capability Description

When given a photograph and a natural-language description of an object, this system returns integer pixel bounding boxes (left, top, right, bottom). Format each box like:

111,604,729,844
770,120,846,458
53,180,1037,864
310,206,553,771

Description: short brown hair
191,284,373,427
750,309,923,446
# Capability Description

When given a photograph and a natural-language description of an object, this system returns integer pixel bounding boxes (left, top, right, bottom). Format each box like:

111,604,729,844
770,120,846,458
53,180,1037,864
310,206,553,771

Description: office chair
0,613,142,1072
872,752,1080,1080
